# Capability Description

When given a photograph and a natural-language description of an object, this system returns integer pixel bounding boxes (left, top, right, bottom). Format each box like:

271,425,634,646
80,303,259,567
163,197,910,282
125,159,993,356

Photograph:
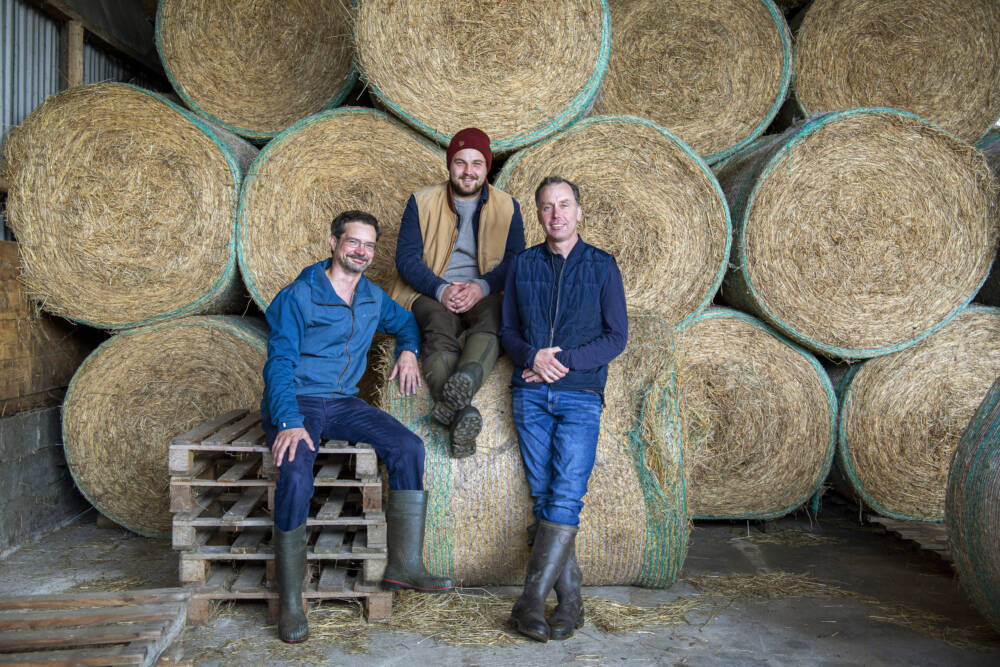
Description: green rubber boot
274,524,309,643
441,333,499,411
423,351,459,426
449,405,482,458
509,520,577,642
382,490,456,592
548,544,584,639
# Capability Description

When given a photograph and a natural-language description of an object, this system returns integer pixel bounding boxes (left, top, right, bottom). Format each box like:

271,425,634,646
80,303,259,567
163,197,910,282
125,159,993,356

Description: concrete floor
1,501,998,666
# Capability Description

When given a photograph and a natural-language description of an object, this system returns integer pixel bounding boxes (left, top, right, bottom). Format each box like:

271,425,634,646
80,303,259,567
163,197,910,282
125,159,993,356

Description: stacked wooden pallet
168,410,391,623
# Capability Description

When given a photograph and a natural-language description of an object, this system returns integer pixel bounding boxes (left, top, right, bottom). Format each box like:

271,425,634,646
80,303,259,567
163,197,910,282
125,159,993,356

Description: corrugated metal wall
2,0,149,240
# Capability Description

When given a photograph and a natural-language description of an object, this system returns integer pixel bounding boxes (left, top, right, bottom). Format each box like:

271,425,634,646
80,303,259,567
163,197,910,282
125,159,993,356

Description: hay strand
716,108,999,359
3,82,253,330
156,0,356,139
794,0,1000,144
236,107,446,308
495,115,730,326
595,0,792,163
355,0,610,153
839,306,1000,521
61,316,266,537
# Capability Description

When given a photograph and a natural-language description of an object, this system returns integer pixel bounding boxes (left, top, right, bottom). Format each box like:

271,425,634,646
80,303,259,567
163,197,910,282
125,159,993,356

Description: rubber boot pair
382,490,455,592
509,520,578,642
274,524,309,643
424,333,499,458
526,522,585,640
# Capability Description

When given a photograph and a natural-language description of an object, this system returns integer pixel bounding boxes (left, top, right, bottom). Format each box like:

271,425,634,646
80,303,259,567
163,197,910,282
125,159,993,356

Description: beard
450,172,485,198
337,252,371,274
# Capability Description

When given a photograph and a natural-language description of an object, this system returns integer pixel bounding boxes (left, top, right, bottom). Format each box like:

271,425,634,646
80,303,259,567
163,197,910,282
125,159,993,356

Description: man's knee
396,431,425,468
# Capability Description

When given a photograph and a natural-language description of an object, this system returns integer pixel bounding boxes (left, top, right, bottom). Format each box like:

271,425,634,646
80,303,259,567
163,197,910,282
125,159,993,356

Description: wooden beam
59,20,84,90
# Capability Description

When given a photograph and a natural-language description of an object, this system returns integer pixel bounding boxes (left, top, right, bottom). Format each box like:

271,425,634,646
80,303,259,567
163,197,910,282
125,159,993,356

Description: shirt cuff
474,278,490,297
435,283,447,302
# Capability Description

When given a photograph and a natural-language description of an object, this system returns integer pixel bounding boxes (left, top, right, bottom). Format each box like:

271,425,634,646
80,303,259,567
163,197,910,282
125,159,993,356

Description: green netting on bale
947,375,1000,631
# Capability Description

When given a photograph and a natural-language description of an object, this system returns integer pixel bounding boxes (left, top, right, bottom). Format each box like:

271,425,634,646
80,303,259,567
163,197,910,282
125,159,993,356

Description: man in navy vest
499,177,628,642
262,210,454,643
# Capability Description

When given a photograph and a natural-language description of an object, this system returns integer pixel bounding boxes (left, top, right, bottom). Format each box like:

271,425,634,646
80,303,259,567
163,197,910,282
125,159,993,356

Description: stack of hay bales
596,0,792,164
377,313,687,587
674,308,836,519
156,0,356,140
354,0,610,153
947,376,1000,632
62,316,267,537
838,306,1000,521
237,108,447,307
794,0,1000,144
495,115,730,326
715,108,998,359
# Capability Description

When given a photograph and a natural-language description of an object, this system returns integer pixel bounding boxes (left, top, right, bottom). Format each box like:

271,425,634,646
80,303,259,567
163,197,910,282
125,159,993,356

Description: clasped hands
522,346,568,383
441,281,483,314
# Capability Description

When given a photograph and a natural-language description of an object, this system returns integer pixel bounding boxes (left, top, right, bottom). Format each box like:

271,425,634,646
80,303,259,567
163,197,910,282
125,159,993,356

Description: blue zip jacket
499,238,628,397
261,259,420,430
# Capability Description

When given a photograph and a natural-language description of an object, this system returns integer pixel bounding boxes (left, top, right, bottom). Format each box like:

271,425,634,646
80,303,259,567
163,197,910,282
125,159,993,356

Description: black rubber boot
509,520,577,642
441,333,499,411
424,352,459,426
548,544,584,639
274,524,309,643
382,490,455,592
449,405,482,458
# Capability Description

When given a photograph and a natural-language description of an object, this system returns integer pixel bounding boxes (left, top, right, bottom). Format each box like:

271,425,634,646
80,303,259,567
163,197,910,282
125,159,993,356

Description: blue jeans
512,386,603,526
264,395,424,531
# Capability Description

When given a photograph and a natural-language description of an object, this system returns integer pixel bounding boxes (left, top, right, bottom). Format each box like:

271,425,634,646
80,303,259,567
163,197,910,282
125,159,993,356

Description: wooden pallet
0,589,188,666
169,410,391,624
868,515,952,562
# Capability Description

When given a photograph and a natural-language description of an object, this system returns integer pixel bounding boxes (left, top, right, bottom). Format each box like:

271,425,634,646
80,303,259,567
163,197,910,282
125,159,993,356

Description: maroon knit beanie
446,128,493,171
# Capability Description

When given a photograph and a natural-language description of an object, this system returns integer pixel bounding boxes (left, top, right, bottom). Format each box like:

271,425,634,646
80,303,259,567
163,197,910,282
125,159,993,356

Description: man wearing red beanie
390,127,525,457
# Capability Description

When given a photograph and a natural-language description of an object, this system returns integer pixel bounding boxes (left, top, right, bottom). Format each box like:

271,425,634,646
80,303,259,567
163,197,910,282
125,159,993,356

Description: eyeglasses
340,237,377,252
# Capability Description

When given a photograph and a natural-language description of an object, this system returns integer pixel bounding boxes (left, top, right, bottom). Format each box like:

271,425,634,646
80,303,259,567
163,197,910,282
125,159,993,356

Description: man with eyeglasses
390,127,525,458
262,210,454,644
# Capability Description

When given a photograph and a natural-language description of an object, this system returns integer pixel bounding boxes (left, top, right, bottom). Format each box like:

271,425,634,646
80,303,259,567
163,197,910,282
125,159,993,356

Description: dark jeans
512,386,604,526
264,395,424,531
411,293,503,357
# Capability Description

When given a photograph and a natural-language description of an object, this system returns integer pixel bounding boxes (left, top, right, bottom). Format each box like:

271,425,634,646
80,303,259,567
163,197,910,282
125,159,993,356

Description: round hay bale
674,307,835,519
947,376,1000,631
495,115,730,326
838,306,1000,521
376,312,688,587
594,0,792,164
794,0,1000,144
62,316,266,538
3,82,254,330
236,107,446,309
155,0,356,140
354,0,610,153
716,108,999,359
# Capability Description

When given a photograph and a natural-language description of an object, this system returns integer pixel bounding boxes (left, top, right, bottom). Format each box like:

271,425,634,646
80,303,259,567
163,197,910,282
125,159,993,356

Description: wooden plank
169,411,246,446
230,566,266,593
0,642,148,665
313,529,346,556
58,19,83,90
364,592,393,621
221,488,266,524
362,486,381,512
363,513,386,549
316,566,348,593
354,443,377,478
0,603,183,631
0,590,188,611
231,528,269,554
315,460,343,484
0,620,165,651
203,412,262,446
216,459,257,483
231,422,265,447
316,488,348,521
199,568,236,595
362,556,387,584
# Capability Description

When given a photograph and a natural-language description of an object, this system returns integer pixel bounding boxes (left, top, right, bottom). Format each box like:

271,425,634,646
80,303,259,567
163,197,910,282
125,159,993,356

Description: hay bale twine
674,307,836,519
237,108,446,309
355,0,610,153
838,306,1000,521
715,108,999,359
3,83,254,330
595,0,792,164
376,312,687,587
495,115,730,326
62,316,266,537
946,376,1000,631
794,0,1000,144
155,0,356,140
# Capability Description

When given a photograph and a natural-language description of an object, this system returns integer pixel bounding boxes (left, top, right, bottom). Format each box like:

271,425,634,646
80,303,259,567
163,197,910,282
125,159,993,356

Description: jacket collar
307,259,375,306
445,180,490,215
541,234,586,262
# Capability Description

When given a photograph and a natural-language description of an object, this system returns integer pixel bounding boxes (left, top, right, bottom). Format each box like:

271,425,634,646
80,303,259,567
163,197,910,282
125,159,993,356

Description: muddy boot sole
441,367,478,411
449,406,481,458
430,401,456,426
